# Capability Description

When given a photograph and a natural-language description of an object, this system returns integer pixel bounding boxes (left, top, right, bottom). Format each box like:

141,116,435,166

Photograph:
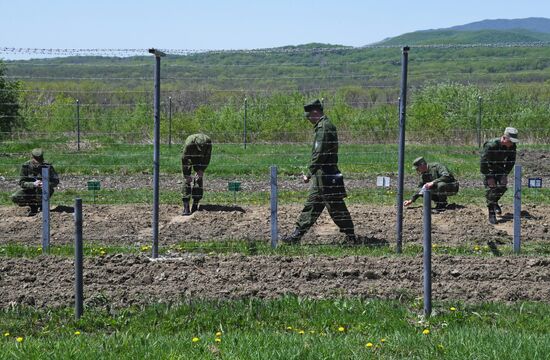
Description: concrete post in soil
149,48,165,259
513,165,522,254
423,189,432,318
74,198,83,319
270,166,278,248
41,166,50,254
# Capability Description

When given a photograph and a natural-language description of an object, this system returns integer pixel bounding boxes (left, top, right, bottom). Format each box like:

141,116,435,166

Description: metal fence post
270,166,278,248
74,198,83,319
41,166,50,254
513,165,522,254
423,189,432,317
396,46,410,254
149,48,166,259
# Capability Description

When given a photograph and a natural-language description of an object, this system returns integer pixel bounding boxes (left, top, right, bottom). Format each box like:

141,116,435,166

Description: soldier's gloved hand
403,200,413,207
33,180,43,188
500,175,508,186
486,177,496,188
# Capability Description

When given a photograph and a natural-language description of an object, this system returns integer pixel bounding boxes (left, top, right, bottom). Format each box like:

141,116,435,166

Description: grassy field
1,297,549,359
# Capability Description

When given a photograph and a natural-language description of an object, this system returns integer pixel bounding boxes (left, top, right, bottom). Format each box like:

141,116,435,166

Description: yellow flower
16,337,24,343
338,326,345,332
380,338,386,343
74,331,81,335
215,331,222,337
474,245,480,251
99,250,106,256
450,307,457,311
3,332,10,337
298,330,305,335
366,342,373,348
286,326,293,331
422,329,430,335
309,330,316,334
215,338,221,343
192,337,200,343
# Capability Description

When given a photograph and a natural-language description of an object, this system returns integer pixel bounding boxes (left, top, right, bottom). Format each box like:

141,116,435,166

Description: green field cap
504,127,519,143
412,156,426,167
304,99,323,112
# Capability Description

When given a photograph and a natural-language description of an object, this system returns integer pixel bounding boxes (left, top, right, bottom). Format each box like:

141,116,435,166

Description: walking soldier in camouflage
181,133,212,216
11,148,60,216
281,99,356,245
480,127,519,224
403,157,459,212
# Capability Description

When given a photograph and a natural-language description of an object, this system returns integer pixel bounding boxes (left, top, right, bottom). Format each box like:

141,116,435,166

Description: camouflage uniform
294,115,355,238
181,133,212,203
11,159,59,208
480,137,516,207
410,162,459,207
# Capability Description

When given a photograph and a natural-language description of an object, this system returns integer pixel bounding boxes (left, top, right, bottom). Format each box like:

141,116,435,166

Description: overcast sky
1,0,549,59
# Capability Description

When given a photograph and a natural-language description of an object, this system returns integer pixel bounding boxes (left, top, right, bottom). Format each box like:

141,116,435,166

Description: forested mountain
448,17,550,33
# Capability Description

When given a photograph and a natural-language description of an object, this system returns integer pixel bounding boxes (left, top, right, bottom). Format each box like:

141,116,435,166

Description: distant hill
378,17,550,46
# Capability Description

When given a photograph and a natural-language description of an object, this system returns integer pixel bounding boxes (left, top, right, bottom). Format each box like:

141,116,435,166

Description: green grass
1,297,549,359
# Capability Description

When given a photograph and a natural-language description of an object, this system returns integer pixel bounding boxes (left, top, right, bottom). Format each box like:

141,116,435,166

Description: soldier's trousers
11,188,55,207
182,177,204,202
295,176,354,235
431,181,459,205
484,175,507,206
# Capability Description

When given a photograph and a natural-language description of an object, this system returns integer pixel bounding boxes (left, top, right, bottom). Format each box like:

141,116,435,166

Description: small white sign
376,176,391,188
528,178,542,188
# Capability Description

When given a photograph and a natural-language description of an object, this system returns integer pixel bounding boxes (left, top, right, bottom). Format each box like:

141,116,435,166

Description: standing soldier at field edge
281,99,357,245
480,127,519,224
11,148,60,216
181,133,212,216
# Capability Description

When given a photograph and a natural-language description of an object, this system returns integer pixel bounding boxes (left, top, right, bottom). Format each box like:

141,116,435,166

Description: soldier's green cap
412,156,426,167
304,99,323,112
31,148,44,160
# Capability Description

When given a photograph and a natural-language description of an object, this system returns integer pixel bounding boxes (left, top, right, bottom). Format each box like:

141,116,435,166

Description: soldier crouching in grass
11,148,59,216
181,133,212,216
403,157,459,212
281,99,357,245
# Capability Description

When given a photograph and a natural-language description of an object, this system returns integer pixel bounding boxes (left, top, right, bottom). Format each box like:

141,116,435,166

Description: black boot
344,233,359,245
191,201,199,214
281,228,304,245
488,206,497,224
182,201,191,216
434,202,448,212
27,205,39,217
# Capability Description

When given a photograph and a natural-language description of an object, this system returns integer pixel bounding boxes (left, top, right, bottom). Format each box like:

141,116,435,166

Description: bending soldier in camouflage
403,157,459,212
480,127,519,224
11,148,60,216
282,99,357,245
181,133,212,216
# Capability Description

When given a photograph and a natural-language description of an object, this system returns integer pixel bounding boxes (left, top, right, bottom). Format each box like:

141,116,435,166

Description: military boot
344,233,359,245
27,205,39,217
281,228,304,245
488,206,497,224
191,201,199,214
182,201,191,216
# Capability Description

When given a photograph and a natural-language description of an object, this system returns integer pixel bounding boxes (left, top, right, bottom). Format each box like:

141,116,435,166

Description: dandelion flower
215,331,222,337
422,329,430,335
74,331,81,336
380,338,386,343
16,337,24,343
450,307,457,311
192,337,200,343
338,326,345,332
366,342,373,348
286,326,293,331
3,332,10,337
298,330,305,335
215,338,221,343
474,245,480,251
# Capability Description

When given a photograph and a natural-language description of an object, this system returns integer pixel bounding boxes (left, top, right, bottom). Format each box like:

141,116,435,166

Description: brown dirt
0,203,549,309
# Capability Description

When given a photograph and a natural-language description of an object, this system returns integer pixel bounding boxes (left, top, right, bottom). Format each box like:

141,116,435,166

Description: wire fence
0,44,549,255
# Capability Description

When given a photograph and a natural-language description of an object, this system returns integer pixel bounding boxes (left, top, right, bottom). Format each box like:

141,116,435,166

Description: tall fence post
270,166,278,248
423,189,432,317
76,99,80,151
477,96,482,148
74,198,83,319
243,97,248,149
396,46,410,254
513,165,522,254
168,96,172,148
41,166,50,254
149,48,166,259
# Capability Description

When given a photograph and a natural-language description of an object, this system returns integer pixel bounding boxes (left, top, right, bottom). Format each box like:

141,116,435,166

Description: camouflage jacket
181,134,212,175
480,138,516,177
18,160,60,190
417,162,455,188
308,116,339,176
